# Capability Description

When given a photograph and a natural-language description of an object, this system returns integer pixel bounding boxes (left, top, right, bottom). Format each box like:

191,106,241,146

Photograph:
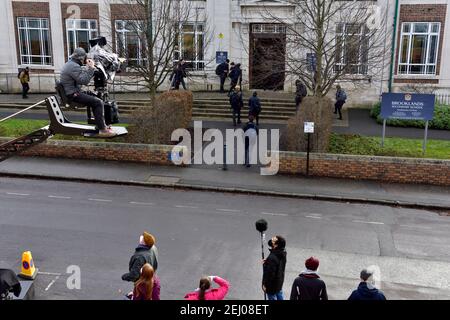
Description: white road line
48,195,72,199
216,209,241,213
399,225,432,230
88,198,113,202
45,275,60,291
261,212,289,217
352,220,385,225
305,215,322,219
6,192,30,196
175,205,199,209
129,201,154,206
38,271,62,276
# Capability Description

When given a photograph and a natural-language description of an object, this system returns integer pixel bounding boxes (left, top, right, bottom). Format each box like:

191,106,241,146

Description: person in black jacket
295,79,307,112
348,268,386,301
229,85,243,126
216,59,230,93
243,114,258,167
122,232,158,282
228,63,242,95
262,235,287,300
248,91,262,126
290,256,328,301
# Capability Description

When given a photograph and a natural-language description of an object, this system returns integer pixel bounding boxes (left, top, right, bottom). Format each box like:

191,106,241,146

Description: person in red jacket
184,276,229,300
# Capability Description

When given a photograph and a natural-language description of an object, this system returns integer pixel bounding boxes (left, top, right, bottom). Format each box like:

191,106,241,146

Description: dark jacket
121,245,158,282
229,66,242,83
290,273,328,300
262,248,287,295
295,83,307,98
60,58,95,95
248,96,262,115
217,62,229,77
336,89,347,102
348,282,386,301
229,91,243,110
243,121,258,135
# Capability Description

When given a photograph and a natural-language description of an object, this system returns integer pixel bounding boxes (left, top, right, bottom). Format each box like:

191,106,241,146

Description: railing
435,93,450,106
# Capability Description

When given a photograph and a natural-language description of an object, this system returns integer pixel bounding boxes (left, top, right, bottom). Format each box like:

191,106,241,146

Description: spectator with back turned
248,91,262,126
290,256,328,301
122,231,158,282
334,85,347,120
216,59,230,93
348,268,386,301
229,85,243,126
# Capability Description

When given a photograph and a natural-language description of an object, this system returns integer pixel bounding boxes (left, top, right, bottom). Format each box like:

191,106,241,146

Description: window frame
17,17,53,66
176,22,205,71
66,18,98,58
334,23,369,75
115,20,147,68
398,22,441,76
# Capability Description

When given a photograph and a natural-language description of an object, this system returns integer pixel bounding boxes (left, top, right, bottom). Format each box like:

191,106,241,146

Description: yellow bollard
19,251,38,280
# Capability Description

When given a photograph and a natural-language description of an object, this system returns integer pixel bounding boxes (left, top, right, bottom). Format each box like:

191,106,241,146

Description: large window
115,20,146,67
398,22,440,75
17,17,52,65
176,23,205,70
334,23,369,75
66,19,98,57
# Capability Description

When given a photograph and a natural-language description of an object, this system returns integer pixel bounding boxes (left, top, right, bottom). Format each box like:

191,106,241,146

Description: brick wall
395,4,447,83
61,3,100,61
1,138,449,186
12,1,51,68
278,152,450,186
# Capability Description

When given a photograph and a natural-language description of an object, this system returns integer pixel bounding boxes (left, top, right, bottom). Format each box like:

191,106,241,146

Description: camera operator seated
60,47,115,137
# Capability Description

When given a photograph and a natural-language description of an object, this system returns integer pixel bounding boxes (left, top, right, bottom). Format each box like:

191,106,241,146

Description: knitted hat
305,256,320,271
143,231,155,247
70,47,87,61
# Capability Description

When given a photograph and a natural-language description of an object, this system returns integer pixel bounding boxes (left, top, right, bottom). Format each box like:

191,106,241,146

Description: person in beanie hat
262,235,287,300
122,232,158,282
348,268,386,300
290,256,328,300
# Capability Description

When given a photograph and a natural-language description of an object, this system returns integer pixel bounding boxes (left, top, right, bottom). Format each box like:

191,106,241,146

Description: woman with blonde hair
132,263,160,300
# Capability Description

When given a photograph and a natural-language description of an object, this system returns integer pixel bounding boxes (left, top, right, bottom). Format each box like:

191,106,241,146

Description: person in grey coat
122,232,159,282
60,47,115,137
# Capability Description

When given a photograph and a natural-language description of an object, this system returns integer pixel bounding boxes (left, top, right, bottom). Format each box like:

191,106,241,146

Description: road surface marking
48,195,72,199
175,205,198,209
38,271,62,276
45,275,60,291
129,201,154,206
261,212,289,217
399,225,432,230
305,215,322,219
352,220,385,225
6,192,30,196
88,198,113,202
216,209,241,213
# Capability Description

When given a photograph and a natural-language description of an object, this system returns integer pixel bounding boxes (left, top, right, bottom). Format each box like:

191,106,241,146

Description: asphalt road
0,177,449,300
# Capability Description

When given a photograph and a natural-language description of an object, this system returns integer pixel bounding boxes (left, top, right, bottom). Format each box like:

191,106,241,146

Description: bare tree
105,0,212,105
243,0,389,97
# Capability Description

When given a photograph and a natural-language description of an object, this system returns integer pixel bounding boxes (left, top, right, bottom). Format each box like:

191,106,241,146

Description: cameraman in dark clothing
60,47,115,137
228,63,242,95
262,235,287,300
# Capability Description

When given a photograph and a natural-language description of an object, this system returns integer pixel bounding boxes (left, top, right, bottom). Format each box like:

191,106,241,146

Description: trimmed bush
371,102,450,130
126,90,193,144
281,96,333,152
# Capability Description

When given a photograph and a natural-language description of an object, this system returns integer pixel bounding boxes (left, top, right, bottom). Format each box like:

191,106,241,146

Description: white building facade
1,0,450,105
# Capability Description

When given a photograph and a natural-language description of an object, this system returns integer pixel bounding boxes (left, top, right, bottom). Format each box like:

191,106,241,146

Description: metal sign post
304,122,314,176
381,119,387,147
423,120,429,155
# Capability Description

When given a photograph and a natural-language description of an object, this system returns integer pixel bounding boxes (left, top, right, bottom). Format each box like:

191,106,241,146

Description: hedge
370,102,450,130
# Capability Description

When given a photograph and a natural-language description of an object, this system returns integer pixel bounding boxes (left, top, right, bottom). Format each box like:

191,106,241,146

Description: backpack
17,68,24,79
341,90,347,101
215,64,221,76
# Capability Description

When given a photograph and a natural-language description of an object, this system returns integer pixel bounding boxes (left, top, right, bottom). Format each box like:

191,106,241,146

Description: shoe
338,117,343,120
97,128,117,138
333,111,337,114
246,164,251,168
237,120,242,124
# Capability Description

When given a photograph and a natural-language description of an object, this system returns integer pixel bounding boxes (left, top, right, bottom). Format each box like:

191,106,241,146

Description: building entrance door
249,24,286,90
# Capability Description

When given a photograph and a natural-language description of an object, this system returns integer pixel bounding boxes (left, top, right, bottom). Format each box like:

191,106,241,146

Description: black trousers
70,92,106,130
22,83,29,98
335,101,344,119
232,108,241,126
220,75,227,92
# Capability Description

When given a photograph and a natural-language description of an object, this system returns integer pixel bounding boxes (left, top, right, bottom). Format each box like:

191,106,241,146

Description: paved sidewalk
0,157,449,211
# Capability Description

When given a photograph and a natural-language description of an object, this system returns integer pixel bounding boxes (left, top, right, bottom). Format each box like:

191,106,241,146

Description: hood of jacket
356,282,381,298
